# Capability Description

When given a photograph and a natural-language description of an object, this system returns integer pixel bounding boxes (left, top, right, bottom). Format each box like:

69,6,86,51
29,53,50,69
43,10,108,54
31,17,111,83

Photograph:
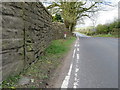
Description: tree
52,14,63,22
96,24,109,34
47,0,100,33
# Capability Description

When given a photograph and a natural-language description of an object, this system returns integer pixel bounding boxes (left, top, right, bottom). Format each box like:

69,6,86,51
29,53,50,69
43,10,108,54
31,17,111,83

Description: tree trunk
69,24,73,33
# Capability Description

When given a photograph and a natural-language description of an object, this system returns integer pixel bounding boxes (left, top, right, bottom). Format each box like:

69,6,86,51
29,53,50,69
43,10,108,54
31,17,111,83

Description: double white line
61,39,80,88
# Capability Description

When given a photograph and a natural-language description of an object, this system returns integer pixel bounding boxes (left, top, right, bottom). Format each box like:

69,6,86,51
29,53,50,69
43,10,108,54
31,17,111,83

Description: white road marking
78,44,79,47
75,68,79,73
72,49,76,58
75,44,77,47
68,64,73,76
61,63,73,88
61,47,76,88
73,80,79,88
73,53,80,88
73,68,79,88
61,39,80,88
77,54,79,59
75,42,78,47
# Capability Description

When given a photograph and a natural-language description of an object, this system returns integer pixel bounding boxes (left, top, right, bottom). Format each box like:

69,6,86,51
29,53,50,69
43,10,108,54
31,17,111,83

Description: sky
76,0,119,28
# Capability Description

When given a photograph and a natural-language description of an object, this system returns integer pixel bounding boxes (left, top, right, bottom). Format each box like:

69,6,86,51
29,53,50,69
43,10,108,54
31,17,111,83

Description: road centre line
73,54,80,88
77,48,79,51
77,54,79,59
73,64,79,88
75,68,79,73
75,40,78,47
73,79,79,88
72,49,76,58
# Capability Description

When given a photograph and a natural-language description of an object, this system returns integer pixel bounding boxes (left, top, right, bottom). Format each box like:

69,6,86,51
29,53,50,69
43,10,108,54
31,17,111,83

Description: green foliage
2,75,20,88
118,21,120,28
86,31,96,35
52,14,63,23
109,21,119,31
78,19,119,38
96,24,109,34
45,40,66,54
111,28,119,37
45,37,75,54
78,30,95,36
95,20,119,36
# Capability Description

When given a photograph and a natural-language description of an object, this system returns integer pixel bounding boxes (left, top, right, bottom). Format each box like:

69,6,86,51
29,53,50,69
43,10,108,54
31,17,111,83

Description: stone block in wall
2,39,23,50
2,60,24,81
2,16,24,29
52,22,66,40
2,4,23,17
2,2,23,9
2,28,23,39
25,51,35,65
2,47,24,66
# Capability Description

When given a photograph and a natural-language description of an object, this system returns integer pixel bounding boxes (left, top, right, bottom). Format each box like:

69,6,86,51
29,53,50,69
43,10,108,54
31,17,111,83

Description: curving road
61,33,118,88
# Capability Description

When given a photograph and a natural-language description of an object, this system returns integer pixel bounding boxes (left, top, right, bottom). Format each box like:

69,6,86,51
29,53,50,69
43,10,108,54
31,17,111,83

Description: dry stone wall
52,22,66,39
1,2,66,81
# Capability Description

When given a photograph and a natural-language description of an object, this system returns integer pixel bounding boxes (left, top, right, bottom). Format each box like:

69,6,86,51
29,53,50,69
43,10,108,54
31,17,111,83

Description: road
61,33,118,88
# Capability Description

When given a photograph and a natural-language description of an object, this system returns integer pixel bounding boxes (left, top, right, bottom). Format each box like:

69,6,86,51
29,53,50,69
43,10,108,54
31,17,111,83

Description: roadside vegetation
2,37,76,88
52,14,64,23
78,20,120,38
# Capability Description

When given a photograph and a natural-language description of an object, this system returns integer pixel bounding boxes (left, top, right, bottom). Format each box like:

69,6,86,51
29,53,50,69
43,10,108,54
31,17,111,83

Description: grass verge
2,37,76,88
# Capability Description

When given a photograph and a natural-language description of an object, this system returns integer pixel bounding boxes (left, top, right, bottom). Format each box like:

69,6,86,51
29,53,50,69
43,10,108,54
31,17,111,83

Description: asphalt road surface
61,33,118,88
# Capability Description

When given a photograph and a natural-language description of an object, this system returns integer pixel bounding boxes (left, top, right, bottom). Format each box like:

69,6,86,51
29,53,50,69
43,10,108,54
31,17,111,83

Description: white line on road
78,44,79,47
73,80,79,88
61,47,76,88
75,68,79,73
61,63,73,88
77,48,79,51
61,40,79,88
73,53,80,88
72,49,76,58
75,40,78,47
77,54,79,59
73,67,79,88
75,44,77,47
68,63,73,76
